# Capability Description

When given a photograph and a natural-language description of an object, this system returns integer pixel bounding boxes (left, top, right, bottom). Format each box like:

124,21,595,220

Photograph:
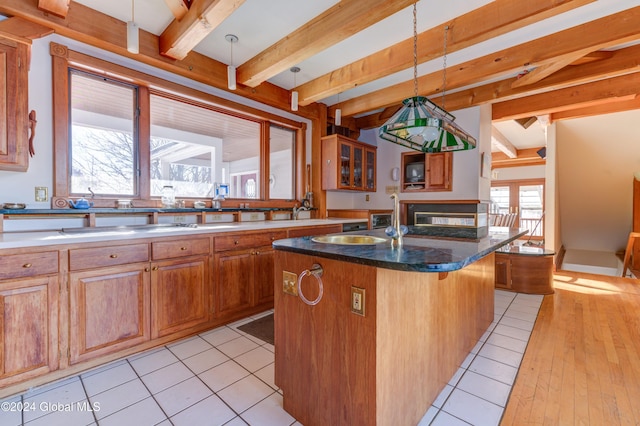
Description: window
491,179,545,241
52,44,305,208
70,71,138,196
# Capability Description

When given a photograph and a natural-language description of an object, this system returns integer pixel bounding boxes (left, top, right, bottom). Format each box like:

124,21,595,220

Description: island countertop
272,226,528,272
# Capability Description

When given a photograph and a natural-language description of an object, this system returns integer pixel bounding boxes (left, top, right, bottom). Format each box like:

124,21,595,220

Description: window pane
269,125,295,200
490,186,510,214
150,94,261,199
519,184,544,237
70,71,136,196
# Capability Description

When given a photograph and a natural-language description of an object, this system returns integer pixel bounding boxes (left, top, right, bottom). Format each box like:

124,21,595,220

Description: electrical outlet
351,286,365,316
283,271,298,296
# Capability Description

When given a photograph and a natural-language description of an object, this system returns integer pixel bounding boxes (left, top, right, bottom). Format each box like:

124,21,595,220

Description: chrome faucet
292,204,309,220
387,192,406,248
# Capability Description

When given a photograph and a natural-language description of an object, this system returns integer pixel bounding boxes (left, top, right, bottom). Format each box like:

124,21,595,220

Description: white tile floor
0,290,542,426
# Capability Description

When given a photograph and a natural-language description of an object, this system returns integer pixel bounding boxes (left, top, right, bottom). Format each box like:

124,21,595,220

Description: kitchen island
273,227,526,426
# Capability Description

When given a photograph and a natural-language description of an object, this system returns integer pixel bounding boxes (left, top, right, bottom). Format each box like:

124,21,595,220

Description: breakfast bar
273,227,526,426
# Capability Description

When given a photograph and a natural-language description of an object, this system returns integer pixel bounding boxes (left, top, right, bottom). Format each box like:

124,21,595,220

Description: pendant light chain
442,25,449,110
412,2,418,98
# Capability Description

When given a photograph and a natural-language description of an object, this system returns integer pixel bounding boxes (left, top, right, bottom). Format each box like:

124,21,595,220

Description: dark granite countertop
0,207,294,214
272,226,528,273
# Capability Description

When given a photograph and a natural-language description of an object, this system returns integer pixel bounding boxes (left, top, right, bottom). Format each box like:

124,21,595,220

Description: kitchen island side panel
375,252,495,425
274,251,377,426
274,250,495,426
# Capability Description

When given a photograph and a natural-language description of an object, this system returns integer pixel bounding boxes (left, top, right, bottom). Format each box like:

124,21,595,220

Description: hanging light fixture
126,0,139,54
225,34,238,90
335,93,342,126
290,67,300,111
379,3,476,152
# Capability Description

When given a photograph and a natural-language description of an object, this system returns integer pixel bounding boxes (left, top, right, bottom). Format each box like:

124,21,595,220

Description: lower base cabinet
151,256,210,338
0,276,59,386
69,263,151,365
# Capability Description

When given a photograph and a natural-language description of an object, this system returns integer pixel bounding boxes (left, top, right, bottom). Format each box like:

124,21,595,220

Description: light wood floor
502,270,640,425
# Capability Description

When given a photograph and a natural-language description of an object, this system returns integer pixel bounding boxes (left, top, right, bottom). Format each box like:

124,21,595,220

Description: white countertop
0,219,364,250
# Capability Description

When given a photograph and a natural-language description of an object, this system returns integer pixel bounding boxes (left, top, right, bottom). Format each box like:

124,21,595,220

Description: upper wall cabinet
0,39,29,172
321,134,376,192
401,151,452,192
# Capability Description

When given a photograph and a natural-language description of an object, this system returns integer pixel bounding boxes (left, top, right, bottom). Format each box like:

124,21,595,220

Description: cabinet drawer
69,244,149,270
152,238,210,260
0,251,59,279
215,231,287,252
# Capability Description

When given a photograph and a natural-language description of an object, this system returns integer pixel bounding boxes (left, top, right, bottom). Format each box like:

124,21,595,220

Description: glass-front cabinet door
340,142,351,188
352,145,363,189
365,148,376,191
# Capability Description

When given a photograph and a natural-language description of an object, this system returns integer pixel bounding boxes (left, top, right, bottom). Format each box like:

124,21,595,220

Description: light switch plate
35,186,48,202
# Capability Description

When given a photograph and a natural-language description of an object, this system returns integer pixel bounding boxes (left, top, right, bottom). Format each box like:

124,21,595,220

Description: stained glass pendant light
379,4,476,152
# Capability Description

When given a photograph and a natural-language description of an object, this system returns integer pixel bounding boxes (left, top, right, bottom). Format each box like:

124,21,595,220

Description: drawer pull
110,254,118,259
152,266,158,271
180,247,187,251
234,240,239,245
22,263,32,268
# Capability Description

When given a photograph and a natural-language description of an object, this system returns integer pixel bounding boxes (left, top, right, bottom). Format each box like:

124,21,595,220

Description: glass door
490,179,544,242
340,142,351,188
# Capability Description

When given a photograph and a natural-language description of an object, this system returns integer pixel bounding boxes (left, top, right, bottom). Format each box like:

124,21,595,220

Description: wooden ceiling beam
492,73,640,120
164,0,190,20
301,0,595,106
236,0,415,88
336,5,640,118
491,127,518,158
160,0,245,60
37,0,70,18
357,42,640,129
550,95,640,121
492,147,546,169
510,49,596,89
0,0,318,119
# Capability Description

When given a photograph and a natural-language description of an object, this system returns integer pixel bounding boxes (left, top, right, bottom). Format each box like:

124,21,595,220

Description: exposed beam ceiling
297,0,595,106
160,0,245,60
336,5,640,118
492,148,546,169
163,0,189,20
236,0,415,88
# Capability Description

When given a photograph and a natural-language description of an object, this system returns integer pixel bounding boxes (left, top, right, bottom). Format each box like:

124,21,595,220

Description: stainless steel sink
311,235,387,245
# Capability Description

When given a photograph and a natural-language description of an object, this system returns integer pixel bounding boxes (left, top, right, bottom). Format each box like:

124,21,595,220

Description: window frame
51,42,306,209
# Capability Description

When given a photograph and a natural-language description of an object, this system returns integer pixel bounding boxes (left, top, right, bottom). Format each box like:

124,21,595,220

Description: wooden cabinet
321,134,376,192
214,231,286,316
401,151,452,192
0,39,29,171
0,251,59,387
151,238,211,338
494,253,512,290
494,249,554,294
68,245,151,364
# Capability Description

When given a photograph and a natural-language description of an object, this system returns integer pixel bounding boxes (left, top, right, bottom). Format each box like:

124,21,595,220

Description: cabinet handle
234,240,239,245
22,263,32,268
110,254,118,258
144,267,150,272
152,266,158,271
180,247,187,251
251,251,256,255
255,251,260,255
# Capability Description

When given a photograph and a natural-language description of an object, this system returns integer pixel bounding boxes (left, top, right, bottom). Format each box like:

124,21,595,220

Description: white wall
557,110,640,252
0,35,310,207
325,105,487,212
